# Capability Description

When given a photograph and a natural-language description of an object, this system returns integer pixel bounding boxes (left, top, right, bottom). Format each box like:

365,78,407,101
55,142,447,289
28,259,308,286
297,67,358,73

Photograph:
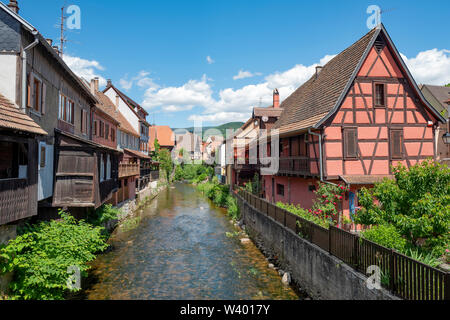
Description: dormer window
374,83,386,107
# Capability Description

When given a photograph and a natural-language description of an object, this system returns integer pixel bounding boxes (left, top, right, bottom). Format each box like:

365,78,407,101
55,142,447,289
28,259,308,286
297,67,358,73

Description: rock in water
240,238,251,244
282,272,291,285
268,263,275,269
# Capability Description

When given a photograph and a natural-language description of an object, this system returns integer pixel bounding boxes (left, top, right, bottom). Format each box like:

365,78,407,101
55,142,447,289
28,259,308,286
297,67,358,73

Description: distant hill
172,122,244,140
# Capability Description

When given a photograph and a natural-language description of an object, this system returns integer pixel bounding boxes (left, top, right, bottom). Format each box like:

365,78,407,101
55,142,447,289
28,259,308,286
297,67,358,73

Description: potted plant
342,216,353,232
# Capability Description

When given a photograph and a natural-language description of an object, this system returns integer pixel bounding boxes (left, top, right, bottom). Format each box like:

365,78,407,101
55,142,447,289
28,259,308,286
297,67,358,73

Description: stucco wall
237,197,399,300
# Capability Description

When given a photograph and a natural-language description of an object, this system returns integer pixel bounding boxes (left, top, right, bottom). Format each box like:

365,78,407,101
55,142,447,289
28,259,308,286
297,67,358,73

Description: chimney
90,77,99,95
46,39,53,46
315,66,323,79
94,77,99,92
8,0,19,14
273,89,280,109
107,79,112,88
52,45,60,55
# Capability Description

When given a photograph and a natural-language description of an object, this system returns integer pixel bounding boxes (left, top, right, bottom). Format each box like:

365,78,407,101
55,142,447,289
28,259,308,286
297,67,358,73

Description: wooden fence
235,188,450,300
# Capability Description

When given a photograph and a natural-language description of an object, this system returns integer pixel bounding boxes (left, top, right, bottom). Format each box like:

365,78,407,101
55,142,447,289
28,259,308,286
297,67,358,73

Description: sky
13,0,450,128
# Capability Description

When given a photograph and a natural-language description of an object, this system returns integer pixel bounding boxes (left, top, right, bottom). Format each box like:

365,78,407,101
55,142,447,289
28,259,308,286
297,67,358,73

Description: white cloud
206,56,215,64
136,48,450,125
233,70,262,80
63,54,106,86
401,49,450,85
119,71,159,91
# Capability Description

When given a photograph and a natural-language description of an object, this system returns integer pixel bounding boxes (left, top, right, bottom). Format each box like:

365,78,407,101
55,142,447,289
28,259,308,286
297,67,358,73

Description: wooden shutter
390,129,403,159
41,83,46,114
344,128,358,158
26,74,31,108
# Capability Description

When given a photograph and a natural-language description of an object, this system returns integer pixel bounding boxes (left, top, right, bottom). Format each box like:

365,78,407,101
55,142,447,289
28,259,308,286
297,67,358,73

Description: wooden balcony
119,163,139,178
278,156,311,176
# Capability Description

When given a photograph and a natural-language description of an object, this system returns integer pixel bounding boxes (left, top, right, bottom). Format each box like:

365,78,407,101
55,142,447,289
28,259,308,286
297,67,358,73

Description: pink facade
92,110,118,149
261,29,443,223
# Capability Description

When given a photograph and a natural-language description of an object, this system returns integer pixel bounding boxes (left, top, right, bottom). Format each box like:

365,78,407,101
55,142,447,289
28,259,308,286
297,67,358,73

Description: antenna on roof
59,5,67,57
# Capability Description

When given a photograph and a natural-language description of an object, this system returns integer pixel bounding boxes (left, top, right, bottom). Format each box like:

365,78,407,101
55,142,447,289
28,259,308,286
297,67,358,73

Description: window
40,145,46,168
343,128,358,159
105,124,110,140
100,154,104,182
58,93,74,124
93,120,97,136
81,109,88,134
106,155,111,180
374,83,386,107
99,121,104,138
27,74,46,114
0,141,28,180
390,129,403,159
276,184,284,196
111,128,115,142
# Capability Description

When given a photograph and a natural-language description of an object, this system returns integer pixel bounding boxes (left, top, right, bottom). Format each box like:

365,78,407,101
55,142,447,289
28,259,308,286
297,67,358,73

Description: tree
158,149,173,181
154,138,161,154
355,160,450,256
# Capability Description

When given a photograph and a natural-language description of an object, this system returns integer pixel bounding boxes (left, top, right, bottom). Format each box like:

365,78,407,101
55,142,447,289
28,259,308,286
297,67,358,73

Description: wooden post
445,271,450,301
390,250,396,293
353,235,359,269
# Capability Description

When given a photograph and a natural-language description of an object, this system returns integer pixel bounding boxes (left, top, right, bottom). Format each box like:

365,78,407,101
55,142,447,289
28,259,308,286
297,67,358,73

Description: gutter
21,31,39,112
308,128,338,186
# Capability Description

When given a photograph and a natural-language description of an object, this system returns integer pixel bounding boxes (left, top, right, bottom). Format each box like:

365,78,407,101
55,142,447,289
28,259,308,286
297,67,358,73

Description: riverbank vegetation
174,164,240,221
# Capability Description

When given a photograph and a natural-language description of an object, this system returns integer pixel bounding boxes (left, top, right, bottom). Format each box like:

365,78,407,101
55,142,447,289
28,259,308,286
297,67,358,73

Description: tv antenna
59,5,67,57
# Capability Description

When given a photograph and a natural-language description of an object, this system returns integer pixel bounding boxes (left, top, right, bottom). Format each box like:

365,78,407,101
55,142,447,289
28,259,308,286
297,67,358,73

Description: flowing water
85,183,299,300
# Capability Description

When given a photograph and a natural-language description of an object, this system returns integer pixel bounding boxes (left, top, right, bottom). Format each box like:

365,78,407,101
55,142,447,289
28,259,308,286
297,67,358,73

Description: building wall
92,111,117,149
104,88,140,133
323,44,438,178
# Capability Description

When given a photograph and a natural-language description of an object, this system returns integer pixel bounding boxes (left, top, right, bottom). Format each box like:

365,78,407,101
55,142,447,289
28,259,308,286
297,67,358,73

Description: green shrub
404,248,441,268
226,195,240,220
355,160,450,258
361,224,407,252
0,210,108,300
277,202,332,229
88,204,121,228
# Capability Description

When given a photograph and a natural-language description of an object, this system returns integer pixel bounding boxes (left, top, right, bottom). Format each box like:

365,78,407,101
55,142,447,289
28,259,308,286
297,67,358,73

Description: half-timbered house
264,25,446,221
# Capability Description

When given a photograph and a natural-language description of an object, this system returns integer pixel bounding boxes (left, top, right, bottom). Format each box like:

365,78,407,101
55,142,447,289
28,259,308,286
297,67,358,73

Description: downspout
21,31,39,112
308,128,338,186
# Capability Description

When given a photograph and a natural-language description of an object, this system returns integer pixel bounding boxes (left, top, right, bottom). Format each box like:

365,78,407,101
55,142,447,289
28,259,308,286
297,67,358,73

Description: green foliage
0,210,108,300
404,248,441,268
311,183,348,223
361,224,407,252
158,149,173,181
88,204,121,228
354,160,450,258
277,202,332,229
153,138,161,154
244,173,262,196
226,195,240,220
174,164,213,183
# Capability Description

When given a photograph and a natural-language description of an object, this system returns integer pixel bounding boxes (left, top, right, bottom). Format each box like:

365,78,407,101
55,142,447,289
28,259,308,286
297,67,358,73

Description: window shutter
41,83,46,114
344,129,357,158
26,74,31,108
391,130,403,158
30,74,35,109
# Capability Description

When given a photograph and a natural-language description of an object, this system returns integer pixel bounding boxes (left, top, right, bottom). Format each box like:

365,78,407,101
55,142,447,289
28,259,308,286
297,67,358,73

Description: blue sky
15,0,450,128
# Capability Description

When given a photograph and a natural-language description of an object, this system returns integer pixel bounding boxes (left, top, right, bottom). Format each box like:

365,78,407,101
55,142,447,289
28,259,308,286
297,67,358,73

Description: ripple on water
85,183,299,300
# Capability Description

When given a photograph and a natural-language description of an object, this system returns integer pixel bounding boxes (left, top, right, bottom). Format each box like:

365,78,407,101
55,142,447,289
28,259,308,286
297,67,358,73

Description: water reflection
85,183,299,300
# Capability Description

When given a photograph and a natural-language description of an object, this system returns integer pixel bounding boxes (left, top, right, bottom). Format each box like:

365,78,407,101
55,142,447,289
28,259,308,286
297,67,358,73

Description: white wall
0,54,17,103
38,142,54,201
104,88,140,134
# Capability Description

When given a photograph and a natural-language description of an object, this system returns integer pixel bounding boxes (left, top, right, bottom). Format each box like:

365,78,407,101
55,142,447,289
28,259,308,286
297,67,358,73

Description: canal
84,183,300,300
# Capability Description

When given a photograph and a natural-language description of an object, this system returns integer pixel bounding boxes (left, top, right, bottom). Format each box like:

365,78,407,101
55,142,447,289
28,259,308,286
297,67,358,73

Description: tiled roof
422,84,450,109
149,126,175,151
340,175,394,185
124,148,150,159
275,28,378,130
253,107,284,118
117,111,139,137
0,93,47,135
94,91,120,124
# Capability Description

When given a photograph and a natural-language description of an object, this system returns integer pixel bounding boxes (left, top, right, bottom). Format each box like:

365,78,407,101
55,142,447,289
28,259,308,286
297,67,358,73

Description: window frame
373,82,387,108
276,183,285,196
58,92,75,125
390,129,404,160
343,127,358,159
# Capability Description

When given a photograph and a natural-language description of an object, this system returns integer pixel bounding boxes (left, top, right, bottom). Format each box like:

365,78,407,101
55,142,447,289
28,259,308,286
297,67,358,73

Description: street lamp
443,132,450,145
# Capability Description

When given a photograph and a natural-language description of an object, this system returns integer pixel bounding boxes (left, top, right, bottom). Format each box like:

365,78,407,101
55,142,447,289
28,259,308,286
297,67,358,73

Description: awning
124,148,150,159
339,175,394,185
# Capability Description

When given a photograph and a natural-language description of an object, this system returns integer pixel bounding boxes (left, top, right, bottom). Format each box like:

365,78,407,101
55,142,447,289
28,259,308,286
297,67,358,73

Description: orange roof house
149,126,175,151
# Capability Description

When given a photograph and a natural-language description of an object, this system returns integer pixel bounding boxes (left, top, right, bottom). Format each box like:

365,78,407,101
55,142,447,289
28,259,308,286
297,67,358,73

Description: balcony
278,156,311,176
119,163,139,178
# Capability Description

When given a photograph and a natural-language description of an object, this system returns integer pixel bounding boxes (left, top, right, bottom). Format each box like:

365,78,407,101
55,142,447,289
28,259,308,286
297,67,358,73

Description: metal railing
234,187,449,300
